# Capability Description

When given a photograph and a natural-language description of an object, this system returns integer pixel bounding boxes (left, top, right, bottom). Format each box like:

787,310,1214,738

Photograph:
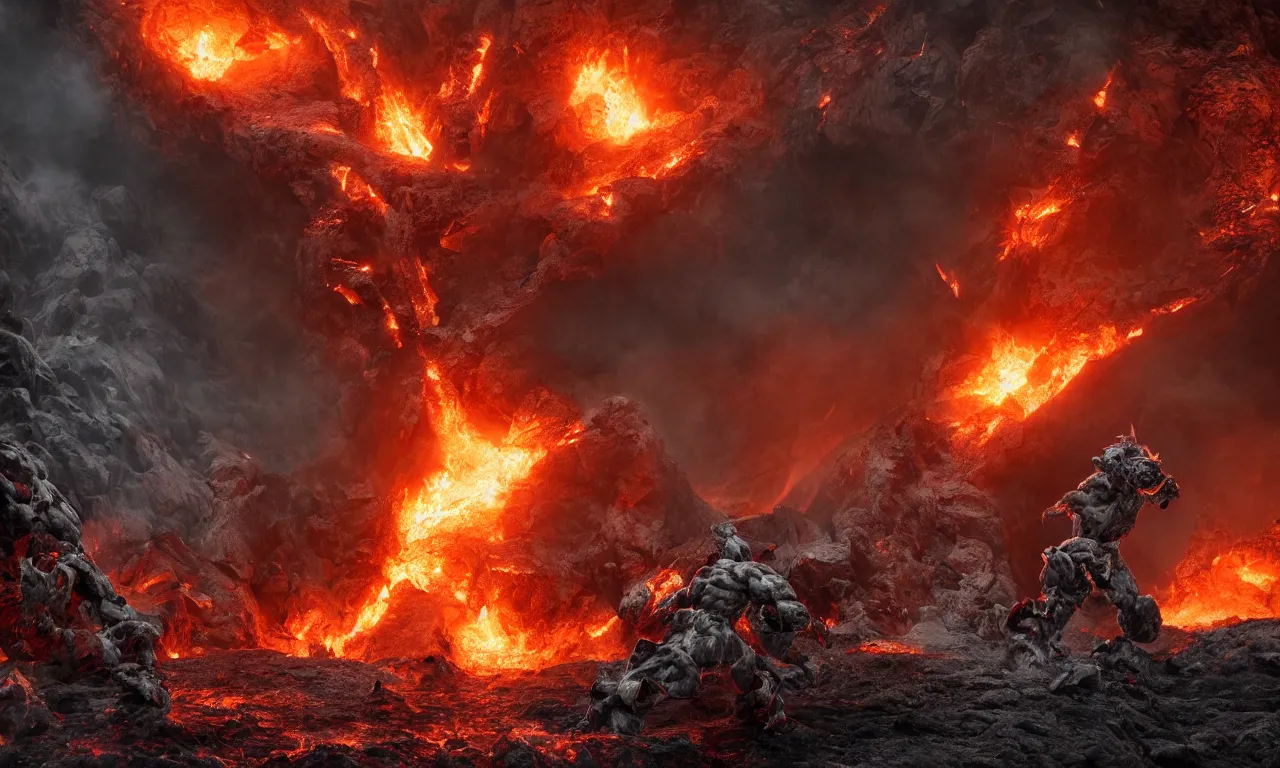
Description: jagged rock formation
0,438,168,713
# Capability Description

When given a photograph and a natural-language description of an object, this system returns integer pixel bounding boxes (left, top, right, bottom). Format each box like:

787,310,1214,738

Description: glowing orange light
645,569,684,606
289,364,613,673
847,640,924,655
1000,192,1068,260
949,326,1131,443
1163,526,1280,629
1154,297,1196,315
468,36,492,96
935,263,961,298
376,87,434,160
333,285,361,305
329,164,387,214
1066,133,1081,148
379,299,402,348
306,13,367,104
570,48,651,144
1094,72,1113,110
143,5,291,83
818,93,832,109
477,93,494,138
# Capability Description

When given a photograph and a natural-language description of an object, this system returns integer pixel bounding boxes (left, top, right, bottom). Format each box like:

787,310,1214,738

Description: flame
1066,133,1081,148
570,49,651,144
1163,525,1280,629
143,2,291,83
333,285,361,305
935,263,961,298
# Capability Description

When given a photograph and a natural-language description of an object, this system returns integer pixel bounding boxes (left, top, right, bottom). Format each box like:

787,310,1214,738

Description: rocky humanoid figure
587,522,824,734
1007,433,1179,660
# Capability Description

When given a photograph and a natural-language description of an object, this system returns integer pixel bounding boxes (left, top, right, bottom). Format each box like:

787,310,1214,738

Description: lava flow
946,326,1133,444
1162,525,1280,629
570,49,651,144
288,365,620,674
142,0,291,83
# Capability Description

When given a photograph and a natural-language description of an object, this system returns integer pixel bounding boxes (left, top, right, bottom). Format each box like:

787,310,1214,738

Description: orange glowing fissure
1162,525,1280,629
288,365,618,673
847,640,925,655
571,48,651,144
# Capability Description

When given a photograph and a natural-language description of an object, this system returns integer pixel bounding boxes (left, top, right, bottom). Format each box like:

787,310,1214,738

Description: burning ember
142,0,290,83
1162,525,1280,629
570,49,651,144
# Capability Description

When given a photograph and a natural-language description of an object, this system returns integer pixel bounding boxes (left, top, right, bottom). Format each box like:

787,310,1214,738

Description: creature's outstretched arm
1042,499,1071,523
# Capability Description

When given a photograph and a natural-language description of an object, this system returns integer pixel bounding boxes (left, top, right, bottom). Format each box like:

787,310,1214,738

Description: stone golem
587,522,823,734
1008,432,1180,661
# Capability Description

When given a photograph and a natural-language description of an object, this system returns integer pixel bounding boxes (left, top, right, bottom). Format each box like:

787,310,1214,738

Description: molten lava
847,640,925,655
1000,191,1068,260
645,568,685,606
1094,72,1114,110
375,87,434,161
570,49,651,144
142,0,290,83
948,326,1131,442
468,36,492,97
1162,525,1280,629
288,365,619,674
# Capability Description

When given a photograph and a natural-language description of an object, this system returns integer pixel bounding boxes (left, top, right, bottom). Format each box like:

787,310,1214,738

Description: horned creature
586,522,824,734
1007,432,1179,660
